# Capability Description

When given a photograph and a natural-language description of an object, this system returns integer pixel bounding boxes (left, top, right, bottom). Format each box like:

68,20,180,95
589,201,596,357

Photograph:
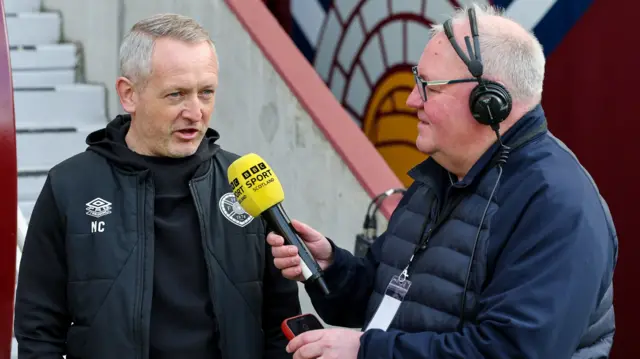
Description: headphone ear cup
469,81,513,126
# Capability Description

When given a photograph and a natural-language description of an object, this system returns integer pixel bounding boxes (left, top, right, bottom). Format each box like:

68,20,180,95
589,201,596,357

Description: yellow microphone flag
227,153,285,218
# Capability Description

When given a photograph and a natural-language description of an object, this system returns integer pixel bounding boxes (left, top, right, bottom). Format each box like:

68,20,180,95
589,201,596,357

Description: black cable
354,188,407,258
363,191,390,228
365,188,407,236
457,129,511,331
365,188,406,220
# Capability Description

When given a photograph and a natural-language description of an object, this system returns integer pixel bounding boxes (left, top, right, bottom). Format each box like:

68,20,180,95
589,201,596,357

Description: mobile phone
281,313,324,340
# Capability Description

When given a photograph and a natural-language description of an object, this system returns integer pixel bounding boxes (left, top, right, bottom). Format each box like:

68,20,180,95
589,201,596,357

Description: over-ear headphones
443,7,512,128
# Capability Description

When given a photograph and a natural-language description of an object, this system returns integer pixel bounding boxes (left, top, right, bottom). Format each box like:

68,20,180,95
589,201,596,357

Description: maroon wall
541,0,638,357
0,0,18,356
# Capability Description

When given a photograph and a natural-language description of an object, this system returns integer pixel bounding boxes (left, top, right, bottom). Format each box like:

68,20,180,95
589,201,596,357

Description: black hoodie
87,115,221,358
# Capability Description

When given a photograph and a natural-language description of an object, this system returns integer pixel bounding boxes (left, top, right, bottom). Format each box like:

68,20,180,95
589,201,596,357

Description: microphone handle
263,204,330,295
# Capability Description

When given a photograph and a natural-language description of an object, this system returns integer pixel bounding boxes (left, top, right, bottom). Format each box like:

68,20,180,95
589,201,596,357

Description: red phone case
281,321,296,341
281,313,319,341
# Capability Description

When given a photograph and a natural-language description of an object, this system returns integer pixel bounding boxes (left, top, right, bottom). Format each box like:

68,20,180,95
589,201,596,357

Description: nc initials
91,221,105,233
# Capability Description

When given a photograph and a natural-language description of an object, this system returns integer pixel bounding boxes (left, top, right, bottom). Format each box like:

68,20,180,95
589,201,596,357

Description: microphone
227,153,331,296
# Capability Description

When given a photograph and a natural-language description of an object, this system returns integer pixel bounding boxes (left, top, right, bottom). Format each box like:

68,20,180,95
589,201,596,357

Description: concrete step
6,12,60,46
5,0,41,14
14,84,107,127
17,129,96,172
13,69,75,88
18,174,47,202
10,44,77,70
16,121,92,132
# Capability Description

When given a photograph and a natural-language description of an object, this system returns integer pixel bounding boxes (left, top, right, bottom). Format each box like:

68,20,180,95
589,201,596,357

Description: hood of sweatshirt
85,114,220,172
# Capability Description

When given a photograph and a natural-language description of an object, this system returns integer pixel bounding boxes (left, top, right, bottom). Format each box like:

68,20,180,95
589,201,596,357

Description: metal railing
16,205,27,277
13,206,28,358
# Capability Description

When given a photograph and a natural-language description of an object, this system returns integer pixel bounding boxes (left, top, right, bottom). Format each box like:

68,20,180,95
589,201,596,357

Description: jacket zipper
134,177,146,359
188,181,208,255
188,181,214,287
188,180,222,347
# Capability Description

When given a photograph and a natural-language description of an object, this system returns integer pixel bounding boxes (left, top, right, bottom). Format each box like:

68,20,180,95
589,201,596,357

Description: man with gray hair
267,4,618,359
14,13,301,359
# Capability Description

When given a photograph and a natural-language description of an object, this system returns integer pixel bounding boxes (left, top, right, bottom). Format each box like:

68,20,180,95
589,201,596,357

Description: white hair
430,4,546,104
119,13,217,86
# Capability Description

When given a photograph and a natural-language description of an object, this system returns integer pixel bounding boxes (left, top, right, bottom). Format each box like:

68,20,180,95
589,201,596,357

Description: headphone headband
443,8,483,79
443,7,512,127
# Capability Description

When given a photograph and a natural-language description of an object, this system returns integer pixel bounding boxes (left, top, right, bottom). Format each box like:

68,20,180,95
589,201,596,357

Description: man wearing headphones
267,4,618,359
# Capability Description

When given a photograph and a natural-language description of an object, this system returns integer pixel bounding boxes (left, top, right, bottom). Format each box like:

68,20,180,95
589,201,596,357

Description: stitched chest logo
219,192,254,227
86,197,112,219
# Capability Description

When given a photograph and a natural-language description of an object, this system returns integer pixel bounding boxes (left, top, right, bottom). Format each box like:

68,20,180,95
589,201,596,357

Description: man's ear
116,77,137,113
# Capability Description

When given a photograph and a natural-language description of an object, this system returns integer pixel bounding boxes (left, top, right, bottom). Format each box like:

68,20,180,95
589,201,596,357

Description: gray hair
119,13,216,85
430,4,545,104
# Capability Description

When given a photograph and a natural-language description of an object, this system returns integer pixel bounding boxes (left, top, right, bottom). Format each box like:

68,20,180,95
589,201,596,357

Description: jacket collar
408,104,548,188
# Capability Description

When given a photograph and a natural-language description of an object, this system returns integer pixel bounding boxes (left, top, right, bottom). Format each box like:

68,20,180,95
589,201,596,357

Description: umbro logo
218,192,253,227
86,197,112,219
86,197,111,233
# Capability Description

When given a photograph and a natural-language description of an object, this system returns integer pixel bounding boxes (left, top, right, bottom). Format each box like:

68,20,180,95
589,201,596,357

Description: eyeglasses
412,66,478,102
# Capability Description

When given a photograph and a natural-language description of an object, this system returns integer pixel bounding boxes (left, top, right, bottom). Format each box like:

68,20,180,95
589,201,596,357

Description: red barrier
0,0,18,357
225,0,404,218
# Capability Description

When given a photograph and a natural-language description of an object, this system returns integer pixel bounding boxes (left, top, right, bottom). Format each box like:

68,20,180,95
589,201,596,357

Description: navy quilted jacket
306,105,618,359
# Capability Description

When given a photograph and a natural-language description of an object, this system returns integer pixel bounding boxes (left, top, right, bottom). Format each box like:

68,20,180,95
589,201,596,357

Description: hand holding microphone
227,153,332,295
266,219,333,282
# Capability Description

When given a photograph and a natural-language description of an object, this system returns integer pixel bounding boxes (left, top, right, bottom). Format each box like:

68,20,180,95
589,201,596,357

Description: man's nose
406,86,424,109
182,96,204,121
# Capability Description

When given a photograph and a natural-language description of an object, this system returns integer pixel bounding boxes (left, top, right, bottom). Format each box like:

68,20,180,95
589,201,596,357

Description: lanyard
398,192,467,282
396,121,549,283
